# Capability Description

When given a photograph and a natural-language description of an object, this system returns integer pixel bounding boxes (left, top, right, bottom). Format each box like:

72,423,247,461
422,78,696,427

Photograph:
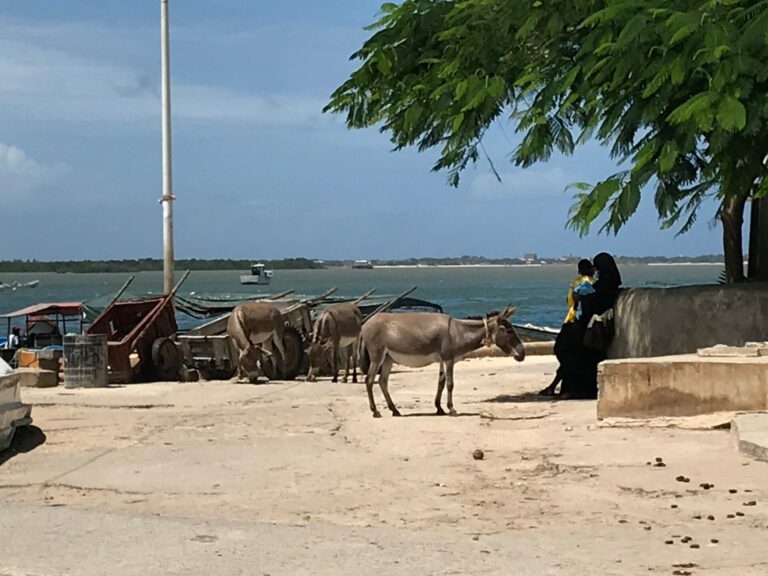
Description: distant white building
523,253,538,263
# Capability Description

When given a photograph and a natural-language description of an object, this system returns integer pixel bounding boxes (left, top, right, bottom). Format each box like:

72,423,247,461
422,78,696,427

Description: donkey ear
501,305,517,319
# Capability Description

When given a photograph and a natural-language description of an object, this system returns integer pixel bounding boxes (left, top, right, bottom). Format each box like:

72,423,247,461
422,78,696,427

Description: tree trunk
748,197,768,281
721,195,747,283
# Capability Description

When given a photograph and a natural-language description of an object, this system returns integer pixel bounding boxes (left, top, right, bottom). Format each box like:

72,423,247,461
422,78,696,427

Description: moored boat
0,280,40,291
240,263,273,285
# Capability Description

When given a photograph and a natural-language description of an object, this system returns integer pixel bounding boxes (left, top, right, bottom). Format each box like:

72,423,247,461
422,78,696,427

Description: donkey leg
377,357,401,417
365,353,382,418
435,362,447,415
331,340,340,383
341,347,350,383
351,336,360,383
272,332,287,379
444,359,458,416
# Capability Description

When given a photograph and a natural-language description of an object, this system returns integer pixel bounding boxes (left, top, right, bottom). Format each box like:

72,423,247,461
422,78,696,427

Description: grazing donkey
307,302,364,383
359,306,524,418
227,302,286,382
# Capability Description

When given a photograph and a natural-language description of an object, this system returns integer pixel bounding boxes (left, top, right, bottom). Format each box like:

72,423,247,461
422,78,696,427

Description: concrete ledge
465,341,553,359
597,354,768,419
15,367,59,389
731,413,768,462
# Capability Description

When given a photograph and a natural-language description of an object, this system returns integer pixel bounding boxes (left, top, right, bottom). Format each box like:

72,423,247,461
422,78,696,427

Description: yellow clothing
564,274,593,323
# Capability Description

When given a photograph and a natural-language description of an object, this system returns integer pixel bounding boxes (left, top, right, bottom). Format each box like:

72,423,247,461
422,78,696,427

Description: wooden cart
176,294,319,381
86,274,188,383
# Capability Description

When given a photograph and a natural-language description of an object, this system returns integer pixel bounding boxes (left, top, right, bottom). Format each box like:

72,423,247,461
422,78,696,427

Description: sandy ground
1,356,767,576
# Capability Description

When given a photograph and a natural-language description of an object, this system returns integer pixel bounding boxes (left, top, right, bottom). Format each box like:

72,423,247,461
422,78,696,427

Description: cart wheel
261,326,306,381
151,337,182,381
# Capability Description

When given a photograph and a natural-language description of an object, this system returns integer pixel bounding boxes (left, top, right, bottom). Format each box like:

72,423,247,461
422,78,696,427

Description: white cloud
467,166,578,200
174,85,328,126
0,20,329,128
0,142,68,196
0,142,43,175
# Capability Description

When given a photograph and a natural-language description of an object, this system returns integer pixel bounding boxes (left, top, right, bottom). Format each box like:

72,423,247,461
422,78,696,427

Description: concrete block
36,348,63,361
697,345,759,357
731,413,768,462
36,358,60,372
598,355,768,419
609,283,768,359
15,367,59,388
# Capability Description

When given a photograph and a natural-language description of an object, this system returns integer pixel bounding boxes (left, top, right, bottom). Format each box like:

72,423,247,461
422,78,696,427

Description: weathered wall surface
598,355,768,418
609,283,768,359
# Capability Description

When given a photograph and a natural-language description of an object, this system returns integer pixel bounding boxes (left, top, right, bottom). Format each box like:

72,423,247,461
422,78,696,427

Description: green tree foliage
326,0,768,282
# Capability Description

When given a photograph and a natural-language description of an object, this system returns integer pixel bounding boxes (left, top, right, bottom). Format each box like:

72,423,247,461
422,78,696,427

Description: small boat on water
0,280,39,291
239,263,273,286
352,260,374,270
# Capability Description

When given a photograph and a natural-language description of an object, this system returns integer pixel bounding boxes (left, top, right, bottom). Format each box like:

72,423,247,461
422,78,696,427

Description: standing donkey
359,306,524,417
307,302,363,383
227,301,286,382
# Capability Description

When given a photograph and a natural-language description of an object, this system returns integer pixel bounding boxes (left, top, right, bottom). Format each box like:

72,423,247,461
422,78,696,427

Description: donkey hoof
341,377,348,383
352,377,358,384
436,407,446,416
391,409,402,417
332,377,339,383
372,411,382,418
448,409,458,417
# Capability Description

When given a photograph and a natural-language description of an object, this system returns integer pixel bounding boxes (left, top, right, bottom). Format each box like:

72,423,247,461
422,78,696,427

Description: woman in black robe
557,252,622,399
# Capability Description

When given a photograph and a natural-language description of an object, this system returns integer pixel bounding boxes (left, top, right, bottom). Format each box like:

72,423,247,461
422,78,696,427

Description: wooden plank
267,289,294,300
353,288,376,304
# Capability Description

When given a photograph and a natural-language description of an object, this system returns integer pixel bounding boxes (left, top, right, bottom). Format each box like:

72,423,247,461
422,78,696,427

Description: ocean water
0,264,721,331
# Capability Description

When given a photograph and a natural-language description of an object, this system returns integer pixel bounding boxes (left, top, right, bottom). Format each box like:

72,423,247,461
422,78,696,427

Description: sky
0,1,730,261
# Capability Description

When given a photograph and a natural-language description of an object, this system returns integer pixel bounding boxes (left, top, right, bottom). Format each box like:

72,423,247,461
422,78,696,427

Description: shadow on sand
483,393,561,404
402,411,480,418
0,425,46,467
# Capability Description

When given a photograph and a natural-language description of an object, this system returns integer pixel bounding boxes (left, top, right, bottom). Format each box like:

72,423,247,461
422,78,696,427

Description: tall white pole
160,0,174,294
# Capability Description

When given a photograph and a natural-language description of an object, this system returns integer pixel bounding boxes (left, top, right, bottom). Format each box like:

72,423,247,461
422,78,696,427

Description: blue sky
1,1,727,261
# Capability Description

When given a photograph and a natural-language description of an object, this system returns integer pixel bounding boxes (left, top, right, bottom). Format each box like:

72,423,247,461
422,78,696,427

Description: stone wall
609,282,768,359
598,355,768,418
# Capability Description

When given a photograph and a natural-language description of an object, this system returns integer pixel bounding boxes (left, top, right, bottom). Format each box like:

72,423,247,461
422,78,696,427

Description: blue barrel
63,334,108,388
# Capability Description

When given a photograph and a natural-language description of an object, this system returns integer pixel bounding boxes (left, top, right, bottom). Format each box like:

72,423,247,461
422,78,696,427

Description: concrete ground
1,356,767,576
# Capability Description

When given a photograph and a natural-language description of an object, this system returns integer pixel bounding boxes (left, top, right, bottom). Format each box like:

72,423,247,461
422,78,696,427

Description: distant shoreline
374,263,543,269
646,262,724,266
0,256,725,273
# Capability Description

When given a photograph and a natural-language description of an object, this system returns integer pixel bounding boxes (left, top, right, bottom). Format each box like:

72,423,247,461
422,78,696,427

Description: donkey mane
463,312,514,330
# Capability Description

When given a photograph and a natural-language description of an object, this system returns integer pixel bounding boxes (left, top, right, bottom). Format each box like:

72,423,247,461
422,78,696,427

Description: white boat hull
240,275,271,285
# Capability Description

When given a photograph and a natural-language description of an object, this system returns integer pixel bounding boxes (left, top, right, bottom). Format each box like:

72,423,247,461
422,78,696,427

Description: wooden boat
511,322,559,342
0,280,40,290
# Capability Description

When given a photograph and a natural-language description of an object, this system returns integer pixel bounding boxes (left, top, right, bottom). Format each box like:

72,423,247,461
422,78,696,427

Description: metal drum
63,334,108,388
